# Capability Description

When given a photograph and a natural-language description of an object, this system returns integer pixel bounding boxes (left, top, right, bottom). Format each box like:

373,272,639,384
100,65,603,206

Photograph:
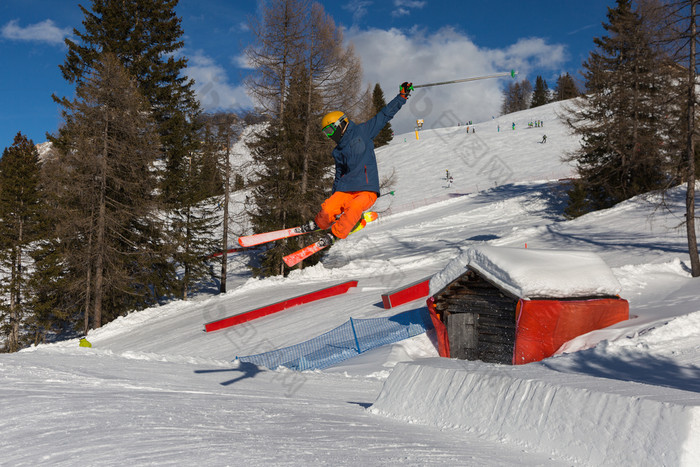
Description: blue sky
0,0,614,148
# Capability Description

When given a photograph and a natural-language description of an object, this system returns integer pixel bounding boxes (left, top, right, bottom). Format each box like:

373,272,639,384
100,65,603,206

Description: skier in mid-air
300,81,413,247
238,73,516,265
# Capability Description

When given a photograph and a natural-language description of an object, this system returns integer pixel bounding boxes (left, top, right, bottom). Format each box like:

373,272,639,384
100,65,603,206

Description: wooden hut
427,246,629,365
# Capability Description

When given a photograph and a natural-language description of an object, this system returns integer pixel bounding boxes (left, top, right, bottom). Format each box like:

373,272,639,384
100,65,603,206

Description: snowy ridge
371,358,700,466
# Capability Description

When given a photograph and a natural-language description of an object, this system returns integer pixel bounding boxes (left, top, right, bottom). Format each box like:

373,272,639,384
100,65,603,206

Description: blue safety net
237,307,433,371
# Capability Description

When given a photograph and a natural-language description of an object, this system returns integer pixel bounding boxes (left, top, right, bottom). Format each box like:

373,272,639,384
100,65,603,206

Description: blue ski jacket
331,94,406,196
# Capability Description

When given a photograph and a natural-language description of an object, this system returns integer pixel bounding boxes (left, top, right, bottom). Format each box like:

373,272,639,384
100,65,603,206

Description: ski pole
413,70,518,89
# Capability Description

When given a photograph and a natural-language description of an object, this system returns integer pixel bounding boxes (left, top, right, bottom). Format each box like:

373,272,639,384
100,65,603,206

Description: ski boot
317,232,337,248
299,220,318,233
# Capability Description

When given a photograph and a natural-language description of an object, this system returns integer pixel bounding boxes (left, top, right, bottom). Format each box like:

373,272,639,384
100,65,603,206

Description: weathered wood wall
433,269,518,364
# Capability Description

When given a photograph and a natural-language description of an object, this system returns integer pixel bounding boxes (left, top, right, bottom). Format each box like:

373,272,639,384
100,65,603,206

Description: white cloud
395,0,427,6
187,51,252,111
501,38,567,70
1,19,71,46
345,26,567,134
231,53,253,70
392,0,426,17
343,0,373,24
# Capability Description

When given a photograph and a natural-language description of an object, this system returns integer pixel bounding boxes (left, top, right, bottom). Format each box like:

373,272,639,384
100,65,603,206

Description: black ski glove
400,82,413,99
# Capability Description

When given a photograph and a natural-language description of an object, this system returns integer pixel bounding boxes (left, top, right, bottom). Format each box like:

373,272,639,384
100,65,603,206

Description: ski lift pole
413,70,518,89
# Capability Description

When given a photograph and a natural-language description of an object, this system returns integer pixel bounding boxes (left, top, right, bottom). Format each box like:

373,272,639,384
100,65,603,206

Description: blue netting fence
237,308,433,371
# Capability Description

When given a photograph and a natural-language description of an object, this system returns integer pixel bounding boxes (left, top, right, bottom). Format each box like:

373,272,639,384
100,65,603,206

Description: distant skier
300,82,413,247
541,134,547,143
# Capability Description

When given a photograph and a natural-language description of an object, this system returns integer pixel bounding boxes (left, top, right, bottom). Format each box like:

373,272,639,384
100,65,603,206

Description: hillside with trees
562,0,698,275
2,0,699,352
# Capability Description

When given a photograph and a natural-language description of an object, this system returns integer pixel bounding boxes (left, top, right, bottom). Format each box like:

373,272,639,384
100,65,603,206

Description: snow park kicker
204,280,358,332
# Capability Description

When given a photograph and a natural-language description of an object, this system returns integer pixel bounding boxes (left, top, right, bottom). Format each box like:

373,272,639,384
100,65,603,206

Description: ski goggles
322,114,346,138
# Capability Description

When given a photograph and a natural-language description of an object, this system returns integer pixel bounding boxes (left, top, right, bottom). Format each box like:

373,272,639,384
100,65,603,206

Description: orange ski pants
314,191,377,239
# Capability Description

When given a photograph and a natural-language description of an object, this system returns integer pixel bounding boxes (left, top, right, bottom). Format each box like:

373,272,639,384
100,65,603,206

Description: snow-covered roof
429,245,622,299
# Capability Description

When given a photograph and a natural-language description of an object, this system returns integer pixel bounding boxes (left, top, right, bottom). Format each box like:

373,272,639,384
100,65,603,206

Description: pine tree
562,179,591,219
234,174,245,191
50,53,164,329
54,0,218,299
245,0,308,121
245,0,362,275
169,156,222,300
57,0,199,167
247,65,329,275
553,73,580,101
26,237,79,341
650,0,700,276
297,3,362,198
198,112,243,293
168,119,225,300
564,0,672,213
0,133,46,351
530,76,550,108
501,79,533,114
29,151,84,337
372,83,392,147
56,0,200,179
678,0,700,277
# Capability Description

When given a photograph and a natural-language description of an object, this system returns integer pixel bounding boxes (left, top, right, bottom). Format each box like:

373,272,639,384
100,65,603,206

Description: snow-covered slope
3,100,700,466
373,100,576,212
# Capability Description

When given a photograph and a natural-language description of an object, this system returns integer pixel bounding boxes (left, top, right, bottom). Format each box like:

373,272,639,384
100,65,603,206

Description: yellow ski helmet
321,111,348,139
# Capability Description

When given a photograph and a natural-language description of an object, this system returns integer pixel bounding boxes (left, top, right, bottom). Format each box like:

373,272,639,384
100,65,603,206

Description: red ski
283,212,378,268
238,225,312,248
283,239,329,267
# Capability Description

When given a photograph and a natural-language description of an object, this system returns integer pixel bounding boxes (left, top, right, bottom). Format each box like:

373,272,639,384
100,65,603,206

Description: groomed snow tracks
204,280,358,332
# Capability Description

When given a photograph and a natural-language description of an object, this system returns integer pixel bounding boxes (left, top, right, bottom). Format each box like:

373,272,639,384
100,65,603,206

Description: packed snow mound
370,358,700,466
429,245,622,299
